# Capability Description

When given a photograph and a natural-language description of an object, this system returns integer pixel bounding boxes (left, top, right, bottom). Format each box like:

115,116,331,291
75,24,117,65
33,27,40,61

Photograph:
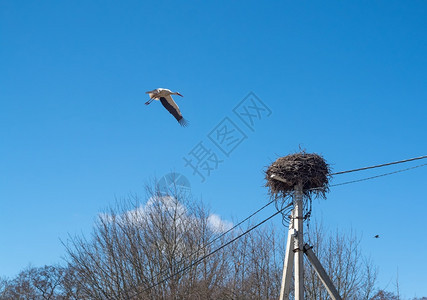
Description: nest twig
265,152,331,201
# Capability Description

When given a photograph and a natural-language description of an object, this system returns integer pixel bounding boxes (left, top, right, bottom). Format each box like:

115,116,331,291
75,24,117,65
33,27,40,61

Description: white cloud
98,196,187,225
207,214,233,233
99,197,233,235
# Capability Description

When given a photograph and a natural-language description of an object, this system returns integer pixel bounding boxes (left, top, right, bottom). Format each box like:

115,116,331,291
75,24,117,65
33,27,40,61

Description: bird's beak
177,93,183,97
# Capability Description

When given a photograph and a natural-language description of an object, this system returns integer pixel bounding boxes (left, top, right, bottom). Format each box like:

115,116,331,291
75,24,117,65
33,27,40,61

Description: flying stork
145,88,188,127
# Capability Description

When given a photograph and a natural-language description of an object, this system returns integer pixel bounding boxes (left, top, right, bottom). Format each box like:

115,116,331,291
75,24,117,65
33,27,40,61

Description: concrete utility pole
267,153,341,300
293,183,304,300
274,175,342,300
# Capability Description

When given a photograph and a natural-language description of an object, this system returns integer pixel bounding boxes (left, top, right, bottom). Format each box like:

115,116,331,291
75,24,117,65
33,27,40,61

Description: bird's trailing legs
145,98,155,105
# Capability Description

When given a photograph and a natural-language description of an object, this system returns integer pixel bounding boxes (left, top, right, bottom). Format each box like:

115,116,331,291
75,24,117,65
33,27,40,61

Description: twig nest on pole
265,152,331,200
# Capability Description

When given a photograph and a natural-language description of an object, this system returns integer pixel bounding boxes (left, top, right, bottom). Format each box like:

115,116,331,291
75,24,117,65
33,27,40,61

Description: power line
130,203,291,299
129,155,427,297
330,162,427,187
212,199,275,244
142,199,276,286
331,155,427,176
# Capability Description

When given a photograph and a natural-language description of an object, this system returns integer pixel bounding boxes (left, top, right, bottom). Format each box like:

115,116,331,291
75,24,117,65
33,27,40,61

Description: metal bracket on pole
303,244,342,300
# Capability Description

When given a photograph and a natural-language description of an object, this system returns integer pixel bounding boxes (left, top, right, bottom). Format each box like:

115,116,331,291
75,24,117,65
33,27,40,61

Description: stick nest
265,152,331,200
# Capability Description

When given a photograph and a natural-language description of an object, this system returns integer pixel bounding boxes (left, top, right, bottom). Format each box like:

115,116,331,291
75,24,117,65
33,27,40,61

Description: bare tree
3,178,384,300
370,290,399,300
63,184,232,299
61,180,380,300
303,221,378,300
0,265,66,300
223,223,282,299
0,277,9,299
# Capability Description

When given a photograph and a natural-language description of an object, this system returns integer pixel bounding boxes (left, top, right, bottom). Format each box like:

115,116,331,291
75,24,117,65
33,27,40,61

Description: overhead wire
128,155,427,297
330,155,427,175
142,199,276,285
330,162,427,187
129,202,292,299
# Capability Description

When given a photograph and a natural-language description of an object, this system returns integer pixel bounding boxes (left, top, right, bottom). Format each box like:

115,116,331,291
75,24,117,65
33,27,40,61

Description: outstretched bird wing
159,95,188,127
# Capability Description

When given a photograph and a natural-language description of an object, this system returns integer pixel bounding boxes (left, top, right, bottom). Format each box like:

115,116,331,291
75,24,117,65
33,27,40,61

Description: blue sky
1,0,426,297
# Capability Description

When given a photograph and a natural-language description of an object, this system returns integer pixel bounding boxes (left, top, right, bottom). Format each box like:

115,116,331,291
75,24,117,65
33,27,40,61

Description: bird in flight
374,235,380,238
145,88,188,127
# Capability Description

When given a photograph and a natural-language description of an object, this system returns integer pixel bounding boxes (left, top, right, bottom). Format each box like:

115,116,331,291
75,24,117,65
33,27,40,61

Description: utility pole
294,183,304,300
267,153,341,300
273,173,342,300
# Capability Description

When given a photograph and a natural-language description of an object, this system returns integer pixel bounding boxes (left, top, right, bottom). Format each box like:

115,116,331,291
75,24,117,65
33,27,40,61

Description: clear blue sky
1,1,426,297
